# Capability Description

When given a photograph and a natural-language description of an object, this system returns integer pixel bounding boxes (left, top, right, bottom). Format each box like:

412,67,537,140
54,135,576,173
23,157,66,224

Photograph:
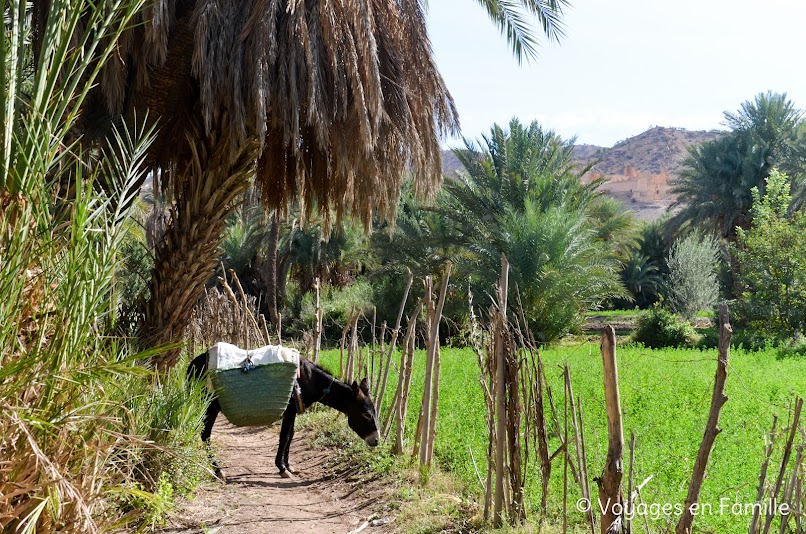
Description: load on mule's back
203,342,300,426
188,342,379,479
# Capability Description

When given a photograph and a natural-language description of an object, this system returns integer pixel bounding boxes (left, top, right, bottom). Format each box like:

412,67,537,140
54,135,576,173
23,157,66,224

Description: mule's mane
303,358,337,380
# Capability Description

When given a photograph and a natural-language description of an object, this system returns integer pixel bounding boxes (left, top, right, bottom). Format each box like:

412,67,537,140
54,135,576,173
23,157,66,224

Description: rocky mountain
573,126,723,177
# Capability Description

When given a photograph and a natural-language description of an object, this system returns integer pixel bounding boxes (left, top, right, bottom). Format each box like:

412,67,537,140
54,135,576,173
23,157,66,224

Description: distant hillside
575,126,723,177
442,126,725,220
441,150,465,179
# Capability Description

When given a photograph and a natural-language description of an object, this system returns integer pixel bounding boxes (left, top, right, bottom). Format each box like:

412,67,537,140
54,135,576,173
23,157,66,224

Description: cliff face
442,126,724,220
575,127,723,219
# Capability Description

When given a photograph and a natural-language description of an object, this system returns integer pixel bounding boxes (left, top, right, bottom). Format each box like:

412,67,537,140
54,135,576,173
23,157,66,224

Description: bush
666,233,720,320
634,306,697,348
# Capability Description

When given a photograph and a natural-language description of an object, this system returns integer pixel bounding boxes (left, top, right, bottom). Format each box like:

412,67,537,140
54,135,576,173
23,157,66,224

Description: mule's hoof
286,465,299,475
279,470,294,479
214,468,225,481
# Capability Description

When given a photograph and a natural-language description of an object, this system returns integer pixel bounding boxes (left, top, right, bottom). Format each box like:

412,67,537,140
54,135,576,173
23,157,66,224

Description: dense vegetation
0,1,209,530
5,0,806,530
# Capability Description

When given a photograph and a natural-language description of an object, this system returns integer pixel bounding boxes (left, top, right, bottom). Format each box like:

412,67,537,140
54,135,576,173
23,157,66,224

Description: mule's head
347,378,379,447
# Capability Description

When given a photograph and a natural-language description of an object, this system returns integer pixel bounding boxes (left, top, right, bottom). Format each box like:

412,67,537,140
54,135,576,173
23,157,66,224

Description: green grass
585,309,715,319
321,342,806,533
585,309,644,318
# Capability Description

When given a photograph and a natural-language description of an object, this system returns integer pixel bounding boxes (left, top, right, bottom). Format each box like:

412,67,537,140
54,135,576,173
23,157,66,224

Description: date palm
32,0,567,367
670,92,805,239
442,119,624,340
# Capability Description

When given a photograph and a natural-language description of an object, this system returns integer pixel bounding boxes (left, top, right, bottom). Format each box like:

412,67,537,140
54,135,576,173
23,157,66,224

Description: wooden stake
394,309,420,454
598,325,624,534
425,267,451,465
795,467,802,534
578,395,596,533
346,312,359,383
536,353,551,517
339,313,352,379
762,397,803,534
676,303,732,534
750,416,778,534
413,279,433,463
384,301,422,438
544,359,580,485
377,270,414,421
313,277,322,364
567,365,592,528
563,366,569,534
493,256,509,527
778,441,803,534
377,321,388,392
418,265,452,469
427,342,441,466
370,306,377,390
627,432,636,534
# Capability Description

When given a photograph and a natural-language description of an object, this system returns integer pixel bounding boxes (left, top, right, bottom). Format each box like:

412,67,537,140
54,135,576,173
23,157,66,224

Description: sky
426,0,806,148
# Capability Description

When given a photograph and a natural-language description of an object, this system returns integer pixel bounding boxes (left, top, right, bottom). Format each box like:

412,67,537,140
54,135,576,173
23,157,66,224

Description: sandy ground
160,418,391,534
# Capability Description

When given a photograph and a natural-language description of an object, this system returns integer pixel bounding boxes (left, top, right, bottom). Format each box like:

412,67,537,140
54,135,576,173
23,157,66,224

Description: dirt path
162,418,388,534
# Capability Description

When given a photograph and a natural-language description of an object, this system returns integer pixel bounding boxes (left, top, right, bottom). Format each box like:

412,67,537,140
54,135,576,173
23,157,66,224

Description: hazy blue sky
427,0,806,147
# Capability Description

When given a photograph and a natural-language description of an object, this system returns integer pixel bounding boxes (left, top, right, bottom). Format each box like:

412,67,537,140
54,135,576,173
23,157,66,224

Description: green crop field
321,342,806,532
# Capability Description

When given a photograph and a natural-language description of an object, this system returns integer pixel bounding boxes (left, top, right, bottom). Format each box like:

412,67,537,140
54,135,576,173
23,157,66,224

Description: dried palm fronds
186,270,273,355
88,0,459,228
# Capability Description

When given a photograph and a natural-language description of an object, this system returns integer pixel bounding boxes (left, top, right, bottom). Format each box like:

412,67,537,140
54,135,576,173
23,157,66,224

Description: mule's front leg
276,403,296,478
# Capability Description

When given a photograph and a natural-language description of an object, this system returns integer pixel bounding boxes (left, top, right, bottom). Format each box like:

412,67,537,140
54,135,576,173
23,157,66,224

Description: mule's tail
187,351,209,383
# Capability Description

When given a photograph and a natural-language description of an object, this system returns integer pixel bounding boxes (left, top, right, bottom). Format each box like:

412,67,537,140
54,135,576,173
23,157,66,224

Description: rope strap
293,381,305,414
240,356,255,373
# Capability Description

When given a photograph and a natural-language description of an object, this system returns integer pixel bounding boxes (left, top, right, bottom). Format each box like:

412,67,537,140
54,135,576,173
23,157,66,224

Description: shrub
634,306,697,348
666,233,720,320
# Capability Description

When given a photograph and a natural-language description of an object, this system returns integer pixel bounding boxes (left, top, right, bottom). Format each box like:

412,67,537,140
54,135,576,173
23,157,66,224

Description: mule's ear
359,377,370,395
351,381,364,399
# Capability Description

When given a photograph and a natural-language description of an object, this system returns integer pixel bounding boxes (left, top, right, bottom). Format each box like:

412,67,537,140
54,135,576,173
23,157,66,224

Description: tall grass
0,1,209,531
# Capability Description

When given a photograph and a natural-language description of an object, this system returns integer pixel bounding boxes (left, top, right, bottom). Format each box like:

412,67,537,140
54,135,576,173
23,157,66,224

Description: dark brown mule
188,353,379,478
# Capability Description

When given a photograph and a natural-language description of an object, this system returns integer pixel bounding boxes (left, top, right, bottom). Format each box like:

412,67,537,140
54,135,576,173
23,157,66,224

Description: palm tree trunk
264,211,280,328
141,135,258,369
277,255,291,312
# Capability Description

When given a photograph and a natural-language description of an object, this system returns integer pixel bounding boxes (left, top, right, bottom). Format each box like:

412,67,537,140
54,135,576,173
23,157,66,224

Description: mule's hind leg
202,398,224,480
276,402,297,477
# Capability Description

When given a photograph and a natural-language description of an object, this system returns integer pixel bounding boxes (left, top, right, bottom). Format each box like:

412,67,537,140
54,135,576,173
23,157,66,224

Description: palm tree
616,253,664,309
31,1,567,367
670,92,805,239
277,215,372,307
441,119,625,340
587,195,639,260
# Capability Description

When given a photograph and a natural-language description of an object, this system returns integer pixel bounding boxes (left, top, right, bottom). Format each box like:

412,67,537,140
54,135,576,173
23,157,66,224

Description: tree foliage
734,170,806,340
671,92,806,239
473,0,569,62
616,252,664,309
634,306,697,349
440,119,625,341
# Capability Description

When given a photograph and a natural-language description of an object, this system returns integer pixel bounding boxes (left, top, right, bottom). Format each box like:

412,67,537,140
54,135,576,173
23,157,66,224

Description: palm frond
472,0,568,63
